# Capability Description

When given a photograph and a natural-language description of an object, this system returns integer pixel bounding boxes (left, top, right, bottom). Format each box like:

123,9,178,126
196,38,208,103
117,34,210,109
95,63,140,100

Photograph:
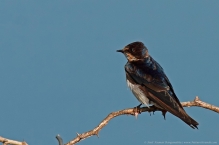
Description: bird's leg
133,103,142,119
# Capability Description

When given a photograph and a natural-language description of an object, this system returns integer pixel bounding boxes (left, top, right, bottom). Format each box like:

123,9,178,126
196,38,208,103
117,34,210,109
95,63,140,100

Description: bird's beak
116,49,124,53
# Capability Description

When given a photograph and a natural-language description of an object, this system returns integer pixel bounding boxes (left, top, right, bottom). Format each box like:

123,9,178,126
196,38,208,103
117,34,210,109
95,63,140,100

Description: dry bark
0,136,28,145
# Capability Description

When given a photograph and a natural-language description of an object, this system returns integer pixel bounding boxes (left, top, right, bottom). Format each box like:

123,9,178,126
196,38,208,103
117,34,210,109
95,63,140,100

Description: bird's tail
148,89,198,129
145,87,199,129
179,113,199,129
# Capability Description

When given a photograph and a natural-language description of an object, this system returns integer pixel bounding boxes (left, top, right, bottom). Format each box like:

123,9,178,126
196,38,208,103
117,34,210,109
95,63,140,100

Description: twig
181,96,219,113
58,96,218,145
0,136,28,145
56,135,64,145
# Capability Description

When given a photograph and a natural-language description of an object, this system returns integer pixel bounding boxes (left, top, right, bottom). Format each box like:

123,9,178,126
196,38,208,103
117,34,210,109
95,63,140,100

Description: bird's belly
126,79,151,107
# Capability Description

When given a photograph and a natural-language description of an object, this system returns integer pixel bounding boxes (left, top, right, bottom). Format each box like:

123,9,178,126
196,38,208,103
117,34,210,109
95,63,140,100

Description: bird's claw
161,110,167,120
133,104,142,119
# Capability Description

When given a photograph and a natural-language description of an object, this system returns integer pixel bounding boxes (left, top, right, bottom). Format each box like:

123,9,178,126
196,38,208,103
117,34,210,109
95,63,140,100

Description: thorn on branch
95,131,99,138
76,132,81,138
194,96,200,102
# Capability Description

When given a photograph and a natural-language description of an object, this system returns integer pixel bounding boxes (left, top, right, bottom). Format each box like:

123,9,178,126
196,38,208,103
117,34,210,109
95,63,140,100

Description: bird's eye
131,48,136,53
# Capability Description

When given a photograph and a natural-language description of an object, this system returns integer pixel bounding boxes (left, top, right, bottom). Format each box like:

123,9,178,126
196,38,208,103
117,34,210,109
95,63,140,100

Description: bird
117,41,199,129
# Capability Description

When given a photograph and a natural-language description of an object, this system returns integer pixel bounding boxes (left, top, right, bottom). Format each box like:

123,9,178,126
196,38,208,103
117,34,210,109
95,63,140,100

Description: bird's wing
125,60,199,129
125,65,182,113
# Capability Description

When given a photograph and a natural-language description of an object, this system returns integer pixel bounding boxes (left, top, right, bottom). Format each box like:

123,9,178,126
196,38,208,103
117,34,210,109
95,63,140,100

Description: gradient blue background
1,1,219,145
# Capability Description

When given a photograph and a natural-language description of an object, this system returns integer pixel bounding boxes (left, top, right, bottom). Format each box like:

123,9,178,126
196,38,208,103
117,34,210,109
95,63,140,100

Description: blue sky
1,1,219,145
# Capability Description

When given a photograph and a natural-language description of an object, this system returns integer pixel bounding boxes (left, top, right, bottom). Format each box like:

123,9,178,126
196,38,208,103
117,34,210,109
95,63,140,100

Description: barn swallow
117,41,199,129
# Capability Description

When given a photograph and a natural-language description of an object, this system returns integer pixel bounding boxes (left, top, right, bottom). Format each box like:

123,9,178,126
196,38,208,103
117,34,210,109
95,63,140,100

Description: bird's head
117,41,149,61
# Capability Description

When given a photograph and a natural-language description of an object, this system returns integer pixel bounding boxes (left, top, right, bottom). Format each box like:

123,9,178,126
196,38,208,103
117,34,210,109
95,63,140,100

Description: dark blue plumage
117,41,199,129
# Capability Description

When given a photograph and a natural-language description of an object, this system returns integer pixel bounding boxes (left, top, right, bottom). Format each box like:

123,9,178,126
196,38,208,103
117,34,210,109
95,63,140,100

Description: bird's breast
126,79,150,107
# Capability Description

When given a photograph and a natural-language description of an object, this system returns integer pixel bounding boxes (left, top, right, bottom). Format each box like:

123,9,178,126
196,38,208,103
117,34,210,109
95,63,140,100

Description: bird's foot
161,110,167,120
133,104,142,119
150,105,167,119
149,105,157,115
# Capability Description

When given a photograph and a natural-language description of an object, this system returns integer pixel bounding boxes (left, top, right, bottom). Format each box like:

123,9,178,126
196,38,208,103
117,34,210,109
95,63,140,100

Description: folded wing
125,58,199,129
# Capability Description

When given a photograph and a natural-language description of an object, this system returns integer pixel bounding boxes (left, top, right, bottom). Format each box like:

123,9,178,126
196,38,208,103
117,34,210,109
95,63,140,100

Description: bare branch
0,136,28,145
61,96,219,145
181,96,219,113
